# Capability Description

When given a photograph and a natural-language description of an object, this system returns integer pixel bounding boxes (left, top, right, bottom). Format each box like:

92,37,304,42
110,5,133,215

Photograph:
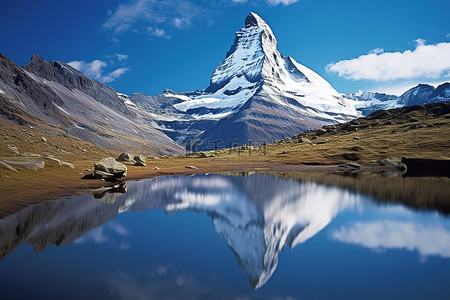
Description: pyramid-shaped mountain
131,12,357,149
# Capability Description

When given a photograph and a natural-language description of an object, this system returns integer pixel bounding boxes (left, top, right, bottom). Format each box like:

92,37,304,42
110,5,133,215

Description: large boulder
379,157,407,172
134,154,146,166
94,157,127,178
117,152,134,163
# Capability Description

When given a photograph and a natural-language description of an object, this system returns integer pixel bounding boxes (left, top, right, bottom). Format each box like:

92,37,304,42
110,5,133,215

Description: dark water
0,173,449,299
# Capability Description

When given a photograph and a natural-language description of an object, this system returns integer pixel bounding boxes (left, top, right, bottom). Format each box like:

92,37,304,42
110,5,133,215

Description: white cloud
173,17,191,29
74,227,109,244
368,48,384,55
331,220,450,259
103,0,299,41
107,222,129,235
103,0,206,39
231,0,298,5
68,59,107,79
68,56,129,83
116,53,129,61
147,26,171,39
267,0,299,5
326,39,450,81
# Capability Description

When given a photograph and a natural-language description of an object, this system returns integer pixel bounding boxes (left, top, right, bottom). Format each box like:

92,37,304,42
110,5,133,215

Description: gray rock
185,165,198,170
339,163,361,169
61,161,75,169
94,157,127,178
196,152,208,158
117,152,134,162
134,154,146,164
41,137,47,143
7,145,19,155
21,153,41,157
3,160,45,170
379,158,407,172
133,154,146,166
297,138,311,144
93,170,116,180
44,156,62,165
0,161,18,172
316,139,329,144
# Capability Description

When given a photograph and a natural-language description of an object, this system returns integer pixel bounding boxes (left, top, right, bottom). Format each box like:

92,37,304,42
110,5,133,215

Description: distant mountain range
343,82,450,116
0,12,449,153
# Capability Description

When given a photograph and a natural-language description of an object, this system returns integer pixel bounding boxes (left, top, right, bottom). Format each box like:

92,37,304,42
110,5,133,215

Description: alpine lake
1,171,449,300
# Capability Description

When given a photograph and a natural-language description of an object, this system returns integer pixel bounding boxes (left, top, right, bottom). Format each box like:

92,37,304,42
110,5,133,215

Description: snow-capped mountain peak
208,12,270,93
130,12,359,147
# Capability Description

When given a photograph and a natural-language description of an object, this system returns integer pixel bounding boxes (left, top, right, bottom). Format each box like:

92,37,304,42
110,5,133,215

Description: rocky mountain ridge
0,53,182,155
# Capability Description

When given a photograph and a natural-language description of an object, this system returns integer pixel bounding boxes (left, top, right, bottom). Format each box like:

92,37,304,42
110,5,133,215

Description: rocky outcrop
0,161,18,172
94,157,127,180
2,160,45,170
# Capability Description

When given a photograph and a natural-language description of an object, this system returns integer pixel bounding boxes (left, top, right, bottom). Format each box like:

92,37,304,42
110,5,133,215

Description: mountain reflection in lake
1,173,449,300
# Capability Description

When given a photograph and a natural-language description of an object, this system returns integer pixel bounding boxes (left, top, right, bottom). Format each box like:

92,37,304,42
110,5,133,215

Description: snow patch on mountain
344,82,450,116
173,76,258,112
117,92,136,107
343,90,399,116
163,93,190,101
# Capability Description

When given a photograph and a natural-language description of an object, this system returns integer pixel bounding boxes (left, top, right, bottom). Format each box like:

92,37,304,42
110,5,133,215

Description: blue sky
1,0,449,96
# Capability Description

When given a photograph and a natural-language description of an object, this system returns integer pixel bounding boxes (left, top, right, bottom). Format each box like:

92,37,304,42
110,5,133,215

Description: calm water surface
0,173,449,299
